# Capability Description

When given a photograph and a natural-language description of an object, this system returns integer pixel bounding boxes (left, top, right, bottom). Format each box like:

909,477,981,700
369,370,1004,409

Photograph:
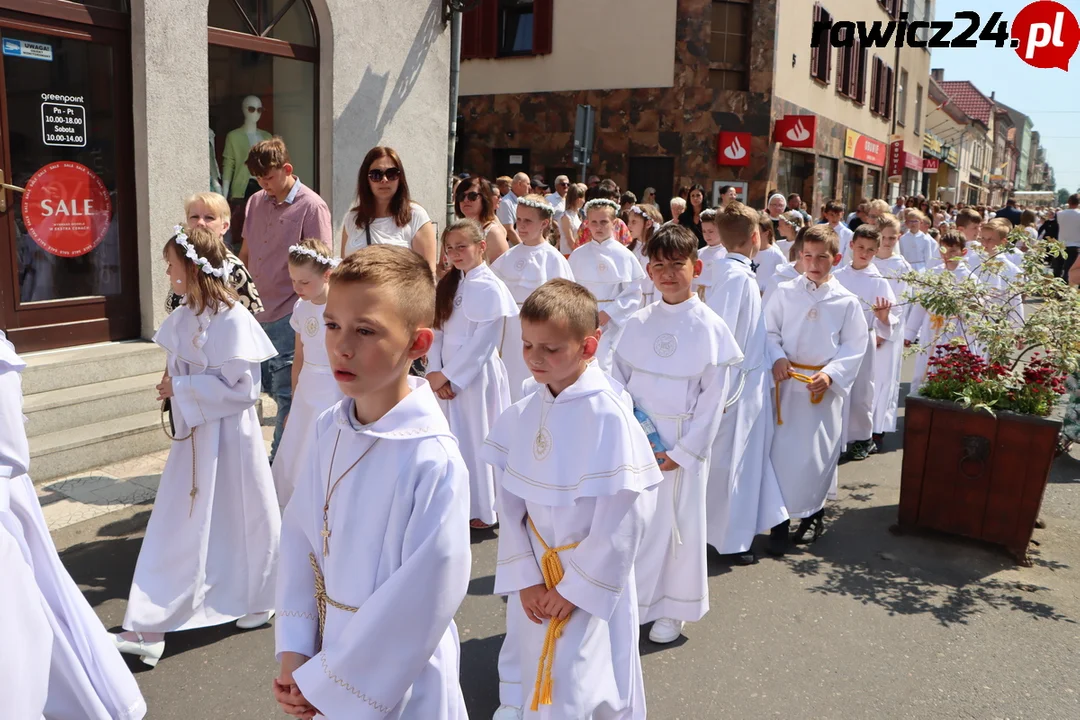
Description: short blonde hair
904,209,927,223
982,218,1012,240
869,199,891,216
715,201,760,249
802,224,840,256
330,244,434,330
670,197,687,215
520,278,598,341
184,191,231,222
876,212,901,233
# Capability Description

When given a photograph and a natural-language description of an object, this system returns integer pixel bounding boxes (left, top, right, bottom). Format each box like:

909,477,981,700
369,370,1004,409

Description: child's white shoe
236,610,275,629
492,705,523,720
111,632,165,667
648,618,684,644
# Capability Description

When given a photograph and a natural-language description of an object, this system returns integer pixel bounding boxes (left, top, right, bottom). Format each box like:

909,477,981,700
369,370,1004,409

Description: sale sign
21,162,112,258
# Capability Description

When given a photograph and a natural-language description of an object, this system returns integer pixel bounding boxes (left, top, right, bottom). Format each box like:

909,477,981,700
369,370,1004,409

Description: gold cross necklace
321,429,380,557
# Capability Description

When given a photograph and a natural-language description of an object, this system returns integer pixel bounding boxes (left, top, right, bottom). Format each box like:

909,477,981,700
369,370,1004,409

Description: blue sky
930,0,1080,193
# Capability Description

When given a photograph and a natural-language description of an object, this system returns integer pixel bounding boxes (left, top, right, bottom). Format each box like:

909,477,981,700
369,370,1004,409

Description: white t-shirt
342,203,431,256
496,192,519,226
545,192,566,215
1057,208,1080,248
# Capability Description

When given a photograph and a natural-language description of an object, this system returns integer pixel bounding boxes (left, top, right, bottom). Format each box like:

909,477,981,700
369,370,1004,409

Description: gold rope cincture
309,552,358,644
527,516,580,711
159,400,199,517
321,431,380,557
775,362,826,426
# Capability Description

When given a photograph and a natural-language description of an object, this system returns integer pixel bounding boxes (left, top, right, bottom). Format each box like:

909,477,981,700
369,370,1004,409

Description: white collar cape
837,262,885,279
0,331,26,374
331,377,456,441
481,363,662,507
153,301,277,371
458,263,519,323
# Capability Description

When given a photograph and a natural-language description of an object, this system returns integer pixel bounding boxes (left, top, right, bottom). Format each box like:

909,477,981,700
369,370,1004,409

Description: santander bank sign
21,161,112,258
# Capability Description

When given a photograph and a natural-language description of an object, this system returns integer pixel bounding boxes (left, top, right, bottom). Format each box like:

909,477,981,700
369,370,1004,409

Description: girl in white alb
870,215,913,439
271,239,344,508
627,203,662,306
112,227,281,668
491,194,574,403
428,219,518,529
569,199,645,372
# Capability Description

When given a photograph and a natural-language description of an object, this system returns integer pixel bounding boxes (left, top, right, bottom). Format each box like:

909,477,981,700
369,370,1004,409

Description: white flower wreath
583,198,619,214
288,244,341,268
172,225,233,278
516,196,554,216
630,205,655,224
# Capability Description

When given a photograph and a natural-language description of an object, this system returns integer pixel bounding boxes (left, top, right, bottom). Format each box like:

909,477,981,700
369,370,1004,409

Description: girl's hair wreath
288,244,341,268
630,205,656,224
516,196,554,217
172,225,233,278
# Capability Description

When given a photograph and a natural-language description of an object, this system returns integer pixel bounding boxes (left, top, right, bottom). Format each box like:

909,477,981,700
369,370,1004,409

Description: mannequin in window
221,96,272,248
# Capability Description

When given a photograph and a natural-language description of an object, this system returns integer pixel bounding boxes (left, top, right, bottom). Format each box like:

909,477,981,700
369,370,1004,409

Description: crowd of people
3,130,1078,719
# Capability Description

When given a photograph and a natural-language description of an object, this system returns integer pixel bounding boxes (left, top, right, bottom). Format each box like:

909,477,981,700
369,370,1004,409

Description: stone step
20,341,165,396
28,410,170,483
22,372,162,438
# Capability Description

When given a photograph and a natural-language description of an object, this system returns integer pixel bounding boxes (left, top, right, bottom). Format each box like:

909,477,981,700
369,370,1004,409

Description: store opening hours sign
42,101,86,147
22,162,112,258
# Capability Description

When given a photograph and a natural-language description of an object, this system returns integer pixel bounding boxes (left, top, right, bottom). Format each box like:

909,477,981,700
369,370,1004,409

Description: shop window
708,0,749,91
462,0,553,59
810,4,833,84
208,0,318,240
817,156,838,206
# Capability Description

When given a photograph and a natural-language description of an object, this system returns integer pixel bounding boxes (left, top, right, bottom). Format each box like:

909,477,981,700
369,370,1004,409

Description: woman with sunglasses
341,146,438,274
453,176,510,264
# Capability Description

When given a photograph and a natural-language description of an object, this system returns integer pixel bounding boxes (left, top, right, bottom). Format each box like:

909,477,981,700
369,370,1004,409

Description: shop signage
712,180,748,206
844,130,887,166
21,162,112,258
41,101,86,148
946,147,959,165
923,157,941,173
887,139,905,179
2,38,53,62
923,133,943,157
774,115,817,148
905,152,923,171
717,131,751,166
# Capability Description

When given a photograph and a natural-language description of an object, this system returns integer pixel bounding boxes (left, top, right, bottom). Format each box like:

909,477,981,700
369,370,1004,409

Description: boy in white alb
977,218,1025,327
1,331,146,719
483,279,661,719
762,233,805,307
766,225,868,547
694,208,727,300
274,245,470,720
272,239,344,508
754,211,788,294
569,199,644,372
705,202,790,562
870,214,913,445
824,200,855,258
899,209,938,271
834,225,898,462
492,195,574,403
614,225,744,644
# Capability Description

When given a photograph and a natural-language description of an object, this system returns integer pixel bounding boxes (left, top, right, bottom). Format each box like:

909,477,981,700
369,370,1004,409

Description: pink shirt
243,178,333,323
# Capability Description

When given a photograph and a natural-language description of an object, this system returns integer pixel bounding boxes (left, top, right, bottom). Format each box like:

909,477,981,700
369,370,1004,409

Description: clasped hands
519,583,576,624
273,652,320,719
427,371,456,401
771,358,832,394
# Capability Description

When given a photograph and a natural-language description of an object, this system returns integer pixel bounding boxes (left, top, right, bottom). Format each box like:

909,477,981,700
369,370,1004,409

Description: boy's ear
283,162,294,176
410,328,434,360
832,253,843,267
582,331,600,361
692,258,704,278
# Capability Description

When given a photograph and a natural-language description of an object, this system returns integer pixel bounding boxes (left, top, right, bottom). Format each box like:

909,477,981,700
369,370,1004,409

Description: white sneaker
648,618,684,644
236,610,275,629
492,705,523,720
111,632,165,667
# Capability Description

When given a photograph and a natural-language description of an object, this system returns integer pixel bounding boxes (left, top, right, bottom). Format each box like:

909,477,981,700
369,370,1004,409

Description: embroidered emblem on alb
533,427,553,460
598,262,607,273
807,308,819,320
653,333,678,357
304,317,319,337
515,259,526,271
454,295,463,308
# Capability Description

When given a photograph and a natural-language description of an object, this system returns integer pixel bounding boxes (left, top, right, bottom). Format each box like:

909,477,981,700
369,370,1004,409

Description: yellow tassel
527,517,580,711
774,363,826,425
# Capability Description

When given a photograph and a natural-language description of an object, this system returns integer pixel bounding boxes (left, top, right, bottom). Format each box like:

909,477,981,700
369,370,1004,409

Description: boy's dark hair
331,244,435,330
824,200,845,215
245,136,291,176
852,224,881,249
928,228,941,240
955,208,983,228
757,211,774,243
646,224,699,262
597,179,620,200
700,208,718,224
939,229,967,250
620,191,637,206
520,279,598,341
802,224,840,256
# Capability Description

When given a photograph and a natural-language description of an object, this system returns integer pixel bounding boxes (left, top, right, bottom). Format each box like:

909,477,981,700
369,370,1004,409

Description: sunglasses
462,191,482,202
368,167,402,182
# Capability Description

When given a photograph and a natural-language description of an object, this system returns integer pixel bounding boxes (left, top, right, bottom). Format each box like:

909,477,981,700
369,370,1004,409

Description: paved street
50,372,1080,719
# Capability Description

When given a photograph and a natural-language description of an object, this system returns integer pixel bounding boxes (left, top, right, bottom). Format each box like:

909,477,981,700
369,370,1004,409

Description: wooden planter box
897,396,1059,565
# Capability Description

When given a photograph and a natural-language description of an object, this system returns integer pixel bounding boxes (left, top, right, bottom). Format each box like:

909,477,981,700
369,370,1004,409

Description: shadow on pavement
781,503,1075,627
461,633,503,718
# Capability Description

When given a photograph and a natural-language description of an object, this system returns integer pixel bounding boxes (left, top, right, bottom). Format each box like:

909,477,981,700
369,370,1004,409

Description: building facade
1,0,450,353
936,73,996,205
456,0,932,218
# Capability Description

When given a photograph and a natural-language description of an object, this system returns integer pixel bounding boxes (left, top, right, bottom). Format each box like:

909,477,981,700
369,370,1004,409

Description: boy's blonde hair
982,218,1012,240
184,192,231,222
520,278,598,341
904,208,927,223
330,244,434,331
869,199,891,216
802,224,840,256
876,212,901,233
715,201,759,251
955,208,983,228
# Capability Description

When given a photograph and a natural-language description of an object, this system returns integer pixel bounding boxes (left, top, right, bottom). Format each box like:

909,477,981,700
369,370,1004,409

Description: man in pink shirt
238,137,332,460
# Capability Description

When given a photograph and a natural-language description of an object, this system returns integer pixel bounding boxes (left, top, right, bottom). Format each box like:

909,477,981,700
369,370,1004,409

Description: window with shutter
460,2,483,59
853,41,866,103
870,57,880,114
709,0,751,92
533,0,553,55
835,25,848,92
810,3,821,81
811,4,832,83
885,65,894,119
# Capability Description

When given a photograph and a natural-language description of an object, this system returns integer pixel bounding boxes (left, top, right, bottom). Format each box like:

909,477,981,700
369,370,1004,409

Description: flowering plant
902,230,1080,418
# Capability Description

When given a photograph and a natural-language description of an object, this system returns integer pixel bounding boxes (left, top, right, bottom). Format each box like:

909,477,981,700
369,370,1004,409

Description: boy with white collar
765,225,868,548
824,200,855,257
899,209,938,271
870,214,913,446
568,199,644,372
694,208,727,300
834,226,898,461
613,225,744,644
705,202,790,562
